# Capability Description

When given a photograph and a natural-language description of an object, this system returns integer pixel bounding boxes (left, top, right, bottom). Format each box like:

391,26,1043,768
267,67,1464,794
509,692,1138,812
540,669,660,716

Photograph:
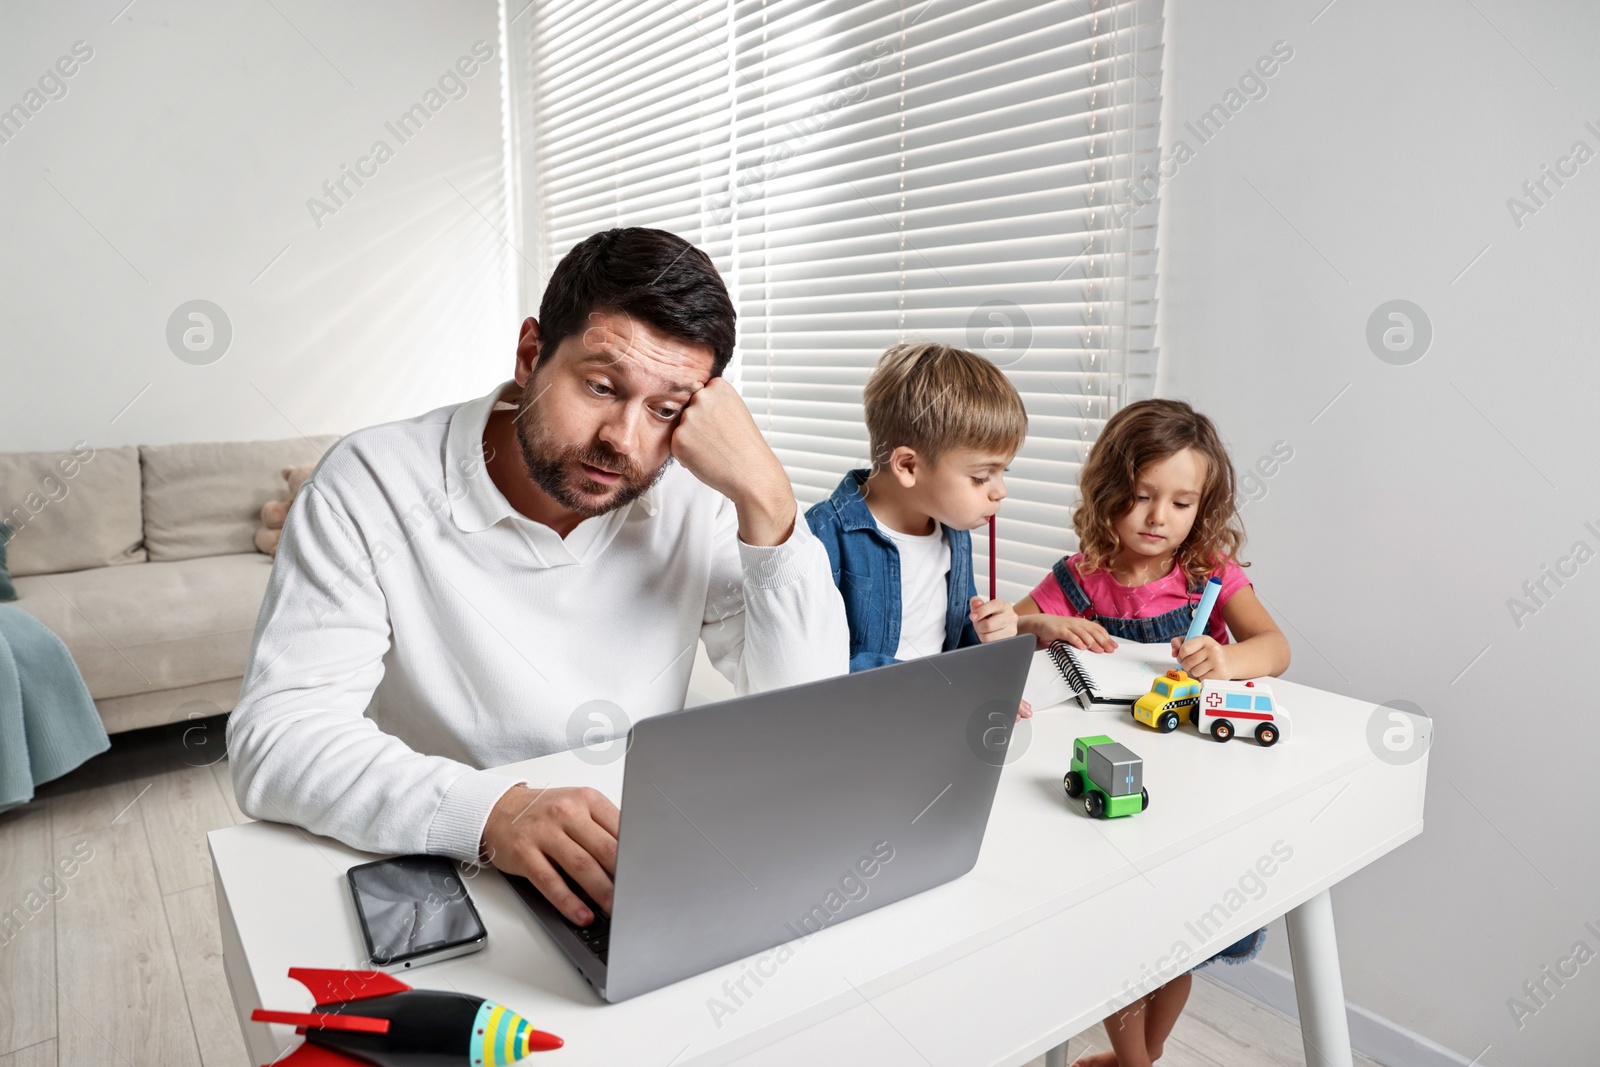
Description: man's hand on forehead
670,377,800,546
562,309,795,544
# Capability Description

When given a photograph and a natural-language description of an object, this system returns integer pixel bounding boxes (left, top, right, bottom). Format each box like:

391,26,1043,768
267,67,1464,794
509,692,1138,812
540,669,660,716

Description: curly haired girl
1017,398,1290,1067
1017,397,1289,681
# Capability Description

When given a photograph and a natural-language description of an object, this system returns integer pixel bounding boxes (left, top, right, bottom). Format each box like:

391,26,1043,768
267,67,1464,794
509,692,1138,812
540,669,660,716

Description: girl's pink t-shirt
1028,553,1251,644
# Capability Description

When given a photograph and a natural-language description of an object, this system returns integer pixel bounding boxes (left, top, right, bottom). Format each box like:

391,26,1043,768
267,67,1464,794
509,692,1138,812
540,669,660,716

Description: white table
211,675,1427,1067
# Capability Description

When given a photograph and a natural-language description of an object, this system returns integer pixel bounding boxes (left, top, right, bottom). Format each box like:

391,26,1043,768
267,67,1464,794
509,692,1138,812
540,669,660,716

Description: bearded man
228,228,848,926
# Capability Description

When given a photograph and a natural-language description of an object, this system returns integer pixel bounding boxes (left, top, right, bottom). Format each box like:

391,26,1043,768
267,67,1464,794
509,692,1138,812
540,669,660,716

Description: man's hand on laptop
671,377,796,547
480,784,618,926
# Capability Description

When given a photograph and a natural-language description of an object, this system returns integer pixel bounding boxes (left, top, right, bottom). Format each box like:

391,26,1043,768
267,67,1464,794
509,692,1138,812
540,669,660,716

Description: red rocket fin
257,1039,375,1067
286,967,411,1005
251,1009,390,1034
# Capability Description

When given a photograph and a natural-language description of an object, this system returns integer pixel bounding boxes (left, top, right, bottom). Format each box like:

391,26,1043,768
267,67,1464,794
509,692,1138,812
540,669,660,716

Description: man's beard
514,390,669,519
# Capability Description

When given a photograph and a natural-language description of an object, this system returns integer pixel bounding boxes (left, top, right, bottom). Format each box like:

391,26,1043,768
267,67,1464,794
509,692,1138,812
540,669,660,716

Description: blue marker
1184,575,1223,643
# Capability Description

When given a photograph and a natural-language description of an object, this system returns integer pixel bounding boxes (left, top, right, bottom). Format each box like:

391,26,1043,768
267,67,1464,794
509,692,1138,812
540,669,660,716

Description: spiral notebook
1021,640,1177,710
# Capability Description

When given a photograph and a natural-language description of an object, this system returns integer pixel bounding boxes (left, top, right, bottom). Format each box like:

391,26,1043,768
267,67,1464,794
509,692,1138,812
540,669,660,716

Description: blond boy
805,343,1030,681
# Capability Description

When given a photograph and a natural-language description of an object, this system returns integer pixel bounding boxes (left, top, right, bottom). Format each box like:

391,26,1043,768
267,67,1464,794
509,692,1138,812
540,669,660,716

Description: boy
806,342,1030,687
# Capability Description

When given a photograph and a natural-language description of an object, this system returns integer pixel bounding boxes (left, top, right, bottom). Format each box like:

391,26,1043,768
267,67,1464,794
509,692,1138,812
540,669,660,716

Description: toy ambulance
1133,669,1201,732
1195,678,1288,746
1063,735,1148,818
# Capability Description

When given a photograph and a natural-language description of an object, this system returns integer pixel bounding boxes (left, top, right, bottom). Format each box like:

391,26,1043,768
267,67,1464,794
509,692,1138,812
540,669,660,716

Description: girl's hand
969,596,1018,642
1023,614,1117,653
1172,635,1233,679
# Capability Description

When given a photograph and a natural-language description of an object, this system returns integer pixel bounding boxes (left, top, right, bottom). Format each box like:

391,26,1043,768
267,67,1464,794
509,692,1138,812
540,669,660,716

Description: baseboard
1202,960,1473,1067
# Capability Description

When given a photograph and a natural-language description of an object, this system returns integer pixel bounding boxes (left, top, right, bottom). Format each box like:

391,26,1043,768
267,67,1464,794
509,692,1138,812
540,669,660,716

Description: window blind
519,0,1164,601
520,0,737,284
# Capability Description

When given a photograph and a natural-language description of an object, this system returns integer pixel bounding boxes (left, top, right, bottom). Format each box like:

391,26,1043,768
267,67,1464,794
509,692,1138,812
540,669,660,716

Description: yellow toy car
1133,669,1201,733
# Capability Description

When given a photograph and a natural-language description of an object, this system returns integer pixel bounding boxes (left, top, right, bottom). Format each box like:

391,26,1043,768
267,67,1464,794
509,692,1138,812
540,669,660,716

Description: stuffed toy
255,462,316,557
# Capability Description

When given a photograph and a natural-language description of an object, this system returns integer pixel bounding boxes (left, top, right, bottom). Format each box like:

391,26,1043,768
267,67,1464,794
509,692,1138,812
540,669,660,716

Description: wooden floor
0,714,250,1067
0,717,1380,1067
1020,979,1385,1067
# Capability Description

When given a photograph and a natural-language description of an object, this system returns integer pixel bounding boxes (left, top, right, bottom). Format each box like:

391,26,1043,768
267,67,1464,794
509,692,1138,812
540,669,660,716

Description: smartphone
346,855,487,972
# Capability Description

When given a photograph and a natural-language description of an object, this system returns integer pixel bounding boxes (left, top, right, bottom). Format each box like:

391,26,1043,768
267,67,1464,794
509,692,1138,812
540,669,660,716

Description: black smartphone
346,855,487,972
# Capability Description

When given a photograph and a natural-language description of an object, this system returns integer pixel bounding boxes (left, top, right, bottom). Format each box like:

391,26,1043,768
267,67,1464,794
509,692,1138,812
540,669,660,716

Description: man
228,228,849,928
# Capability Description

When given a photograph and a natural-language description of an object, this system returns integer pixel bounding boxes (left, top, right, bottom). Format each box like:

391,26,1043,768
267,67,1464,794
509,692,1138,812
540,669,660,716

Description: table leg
1044,1042,1068,1067
1285,889,1355,1067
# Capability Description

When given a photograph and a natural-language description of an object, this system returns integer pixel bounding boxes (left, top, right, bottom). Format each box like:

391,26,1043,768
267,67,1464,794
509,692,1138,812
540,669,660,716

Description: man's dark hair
536,228,736,376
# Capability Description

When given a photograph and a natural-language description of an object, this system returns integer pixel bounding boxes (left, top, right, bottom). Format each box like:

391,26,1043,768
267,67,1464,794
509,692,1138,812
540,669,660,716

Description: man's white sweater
226,381,849,862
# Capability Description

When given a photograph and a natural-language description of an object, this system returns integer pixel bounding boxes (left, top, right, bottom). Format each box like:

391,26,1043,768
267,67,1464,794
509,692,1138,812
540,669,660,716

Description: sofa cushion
9,553,274,701
0,444,146,577
141,436,338,562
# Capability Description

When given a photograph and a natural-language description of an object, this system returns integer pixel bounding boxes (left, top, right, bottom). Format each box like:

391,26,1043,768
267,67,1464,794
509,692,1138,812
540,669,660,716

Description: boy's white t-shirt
873,517,952,661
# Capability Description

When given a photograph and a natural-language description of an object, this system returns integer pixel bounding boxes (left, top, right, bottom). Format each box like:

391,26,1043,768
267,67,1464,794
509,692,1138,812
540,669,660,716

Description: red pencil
987,514,997,600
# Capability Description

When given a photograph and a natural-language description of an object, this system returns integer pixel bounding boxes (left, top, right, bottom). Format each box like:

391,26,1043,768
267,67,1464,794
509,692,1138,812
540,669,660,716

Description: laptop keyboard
557,870,611,964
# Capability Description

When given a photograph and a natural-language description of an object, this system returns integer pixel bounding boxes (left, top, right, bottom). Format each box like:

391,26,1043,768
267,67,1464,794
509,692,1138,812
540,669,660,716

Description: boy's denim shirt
804,469,980,672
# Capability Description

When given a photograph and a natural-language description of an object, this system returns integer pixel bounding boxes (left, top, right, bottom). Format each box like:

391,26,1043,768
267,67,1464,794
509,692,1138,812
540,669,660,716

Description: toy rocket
252,968,563,1067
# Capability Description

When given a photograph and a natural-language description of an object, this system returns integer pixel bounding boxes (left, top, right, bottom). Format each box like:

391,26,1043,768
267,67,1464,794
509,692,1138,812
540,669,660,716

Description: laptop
504,634,1034,1002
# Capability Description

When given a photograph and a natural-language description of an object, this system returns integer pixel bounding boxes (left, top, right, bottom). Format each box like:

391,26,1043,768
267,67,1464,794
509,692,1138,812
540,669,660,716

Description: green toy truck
1063,735,1149,819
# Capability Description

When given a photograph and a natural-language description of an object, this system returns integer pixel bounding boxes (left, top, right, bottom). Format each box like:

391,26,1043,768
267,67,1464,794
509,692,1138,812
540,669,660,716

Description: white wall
1158,0,1600,1059
0,0,516,454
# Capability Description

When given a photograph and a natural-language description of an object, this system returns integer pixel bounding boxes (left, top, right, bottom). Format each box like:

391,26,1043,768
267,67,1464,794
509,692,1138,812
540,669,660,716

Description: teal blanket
0,605,109,813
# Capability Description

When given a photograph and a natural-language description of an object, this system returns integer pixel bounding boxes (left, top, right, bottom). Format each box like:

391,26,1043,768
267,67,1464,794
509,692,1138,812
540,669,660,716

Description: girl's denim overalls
1050,557,1209,643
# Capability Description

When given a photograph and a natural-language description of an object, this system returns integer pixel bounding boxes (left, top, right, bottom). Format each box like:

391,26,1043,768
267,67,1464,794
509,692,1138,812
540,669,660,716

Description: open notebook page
1022,640,1178,710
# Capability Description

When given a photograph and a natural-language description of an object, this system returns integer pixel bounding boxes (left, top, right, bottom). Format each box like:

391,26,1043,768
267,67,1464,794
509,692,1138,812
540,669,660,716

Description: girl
1016,398,1290,1067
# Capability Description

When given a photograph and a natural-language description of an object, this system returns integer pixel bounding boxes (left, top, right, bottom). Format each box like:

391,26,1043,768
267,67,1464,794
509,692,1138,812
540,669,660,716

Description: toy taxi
1196,678,1289,746
1063,735,1148,818
1133,669,1201,732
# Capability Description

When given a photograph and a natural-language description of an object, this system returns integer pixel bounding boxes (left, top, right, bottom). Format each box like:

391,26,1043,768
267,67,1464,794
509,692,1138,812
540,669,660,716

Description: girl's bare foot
1068,1052,1119,1067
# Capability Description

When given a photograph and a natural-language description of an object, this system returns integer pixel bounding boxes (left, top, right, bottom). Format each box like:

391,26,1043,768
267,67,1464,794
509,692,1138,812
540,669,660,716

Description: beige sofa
1,436,336,733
